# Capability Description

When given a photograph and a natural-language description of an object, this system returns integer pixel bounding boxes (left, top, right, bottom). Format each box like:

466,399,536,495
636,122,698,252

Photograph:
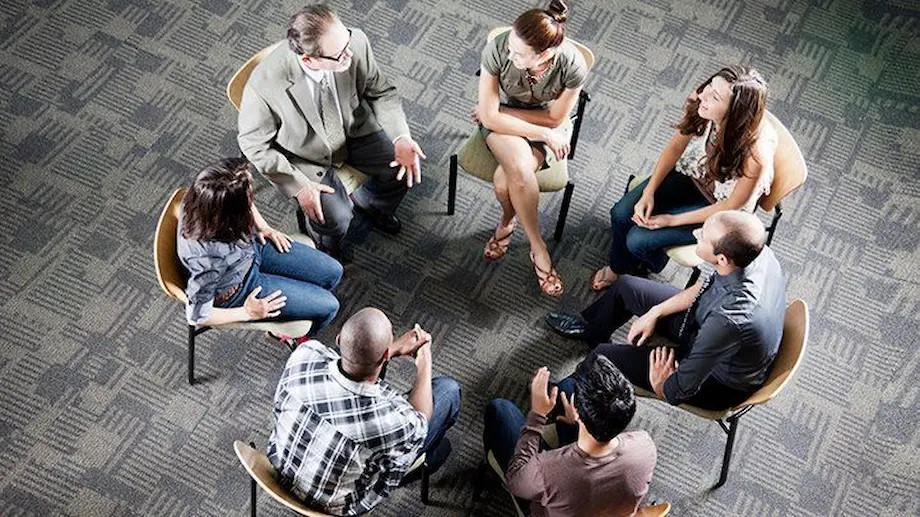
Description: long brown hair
181,157,255,243
675,65,767,182
512,0,569,53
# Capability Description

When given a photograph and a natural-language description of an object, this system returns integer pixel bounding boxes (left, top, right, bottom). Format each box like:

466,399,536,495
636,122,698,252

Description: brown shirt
506,412,657,517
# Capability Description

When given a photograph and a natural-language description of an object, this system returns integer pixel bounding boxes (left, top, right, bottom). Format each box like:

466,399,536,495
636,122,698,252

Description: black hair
574,354,636,443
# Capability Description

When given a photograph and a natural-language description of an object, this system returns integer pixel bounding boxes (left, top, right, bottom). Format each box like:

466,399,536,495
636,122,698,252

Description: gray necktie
678,269,714,339
319,75,346,163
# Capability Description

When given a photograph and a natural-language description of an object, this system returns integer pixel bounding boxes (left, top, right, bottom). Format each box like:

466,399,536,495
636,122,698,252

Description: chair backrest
637,502,671,517
154,188,189,303
227,41,286,111
737,299,809,408
233,441,333,517
759,112,808,212
486,26,595,72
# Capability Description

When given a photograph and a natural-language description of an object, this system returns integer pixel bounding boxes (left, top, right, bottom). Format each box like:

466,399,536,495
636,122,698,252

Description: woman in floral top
591,65,777,291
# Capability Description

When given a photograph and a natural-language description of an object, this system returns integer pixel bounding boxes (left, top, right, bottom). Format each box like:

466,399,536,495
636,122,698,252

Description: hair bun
547,0,568,23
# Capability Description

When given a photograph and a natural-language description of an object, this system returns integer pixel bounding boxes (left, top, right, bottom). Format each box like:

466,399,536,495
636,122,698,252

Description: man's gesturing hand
391,137,427,188
295,182,335,224
530,367,558,417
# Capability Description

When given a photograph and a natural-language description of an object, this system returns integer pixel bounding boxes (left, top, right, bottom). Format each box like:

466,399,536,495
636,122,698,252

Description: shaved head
338,308,393,379
709,210,766,267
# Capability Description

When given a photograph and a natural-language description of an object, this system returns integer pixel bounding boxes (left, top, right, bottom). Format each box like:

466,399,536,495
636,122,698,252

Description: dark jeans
580,275,749,411
417,376,462,473
609,171,710,274
220,240,343,332
305,130,408,249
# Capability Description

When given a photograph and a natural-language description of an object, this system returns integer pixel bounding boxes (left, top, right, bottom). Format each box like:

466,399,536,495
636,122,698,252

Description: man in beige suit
239,4,425,256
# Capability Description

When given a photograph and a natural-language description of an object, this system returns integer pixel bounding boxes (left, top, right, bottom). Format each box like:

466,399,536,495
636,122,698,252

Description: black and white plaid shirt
267,341,428,515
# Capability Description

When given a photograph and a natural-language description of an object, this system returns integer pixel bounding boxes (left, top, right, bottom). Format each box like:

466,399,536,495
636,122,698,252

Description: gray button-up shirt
176,213,255,325
663,246,786,405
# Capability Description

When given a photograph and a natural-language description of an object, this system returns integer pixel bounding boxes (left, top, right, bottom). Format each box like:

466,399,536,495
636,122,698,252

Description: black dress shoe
353,202,401,235
545,311,588,339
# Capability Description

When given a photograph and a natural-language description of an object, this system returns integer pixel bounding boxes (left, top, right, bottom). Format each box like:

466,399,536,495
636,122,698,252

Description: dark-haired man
268,308,460,515
483,356,657,516
239,4,425,256
546,210,786,410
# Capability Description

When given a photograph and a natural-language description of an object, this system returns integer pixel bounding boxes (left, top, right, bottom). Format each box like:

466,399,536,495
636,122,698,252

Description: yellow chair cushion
665,244,704,268
457,120,572,193
337,165,369,195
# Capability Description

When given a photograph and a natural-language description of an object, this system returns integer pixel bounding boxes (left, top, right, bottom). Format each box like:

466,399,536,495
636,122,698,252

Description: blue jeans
609,171,711,274
220,240,343,332
417,376,462,473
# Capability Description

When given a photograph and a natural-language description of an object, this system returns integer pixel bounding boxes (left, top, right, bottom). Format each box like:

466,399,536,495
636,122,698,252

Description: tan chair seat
337,164,370,195
234,441,333,516
665,244,704,268
457,119,573,193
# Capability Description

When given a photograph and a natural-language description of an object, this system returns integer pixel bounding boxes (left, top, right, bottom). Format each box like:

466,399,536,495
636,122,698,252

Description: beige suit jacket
238,29,411,198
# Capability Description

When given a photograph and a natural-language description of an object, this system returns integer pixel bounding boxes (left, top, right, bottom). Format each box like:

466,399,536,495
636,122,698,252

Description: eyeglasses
314,29,352,62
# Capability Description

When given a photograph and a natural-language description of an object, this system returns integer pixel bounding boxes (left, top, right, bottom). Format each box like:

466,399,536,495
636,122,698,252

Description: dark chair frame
447,88,592,242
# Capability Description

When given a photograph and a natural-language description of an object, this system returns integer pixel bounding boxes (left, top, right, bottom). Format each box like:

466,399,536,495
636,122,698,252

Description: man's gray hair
287,4,336,56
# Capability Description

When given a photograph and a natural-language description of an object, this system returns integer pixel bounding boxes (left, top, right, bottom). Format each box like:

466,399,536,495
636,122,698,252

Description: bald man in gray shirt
547,210,785,410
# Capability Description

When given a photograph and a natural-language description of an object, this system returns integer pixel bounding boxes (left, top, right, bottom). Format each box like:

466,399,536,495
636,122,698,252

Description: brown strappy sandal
530,252,564,298
590,266,618,292
484,221,516,261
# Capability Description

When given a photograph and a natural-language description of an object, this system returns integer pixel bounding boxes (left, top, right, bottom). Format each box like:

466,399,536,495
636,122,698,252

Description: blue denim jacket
176,215,255,325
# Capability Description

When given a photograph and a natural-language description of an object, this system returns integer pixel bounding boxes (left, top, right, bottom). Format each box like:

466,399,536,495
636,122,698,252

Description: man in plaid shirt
268,307,461,515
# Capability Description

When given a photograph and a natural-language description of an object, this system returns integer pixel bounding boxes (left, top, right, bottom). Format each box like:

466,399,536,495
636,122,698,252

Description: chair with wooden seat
233,440,429,516
623,111,808,287
226,41,369,196
446,27,595,242
154,188,314,384
632,299,809,489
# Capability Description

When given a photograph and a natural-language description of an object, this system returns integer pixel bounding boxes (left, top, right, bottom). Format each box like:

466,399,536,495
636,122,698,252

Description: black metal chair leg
249,441,257,517
554,181,575,241
714,416,739,489
685,266,702,289
187,325,196,385
448,155,458,215
420,461,430,504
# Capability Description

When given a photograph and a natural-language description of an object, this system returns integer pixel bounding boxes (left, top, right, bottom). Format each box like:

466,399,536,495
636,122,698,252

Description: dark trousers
305,130,408,249
609,171,710,274
416,376,462,474
580,275,749,410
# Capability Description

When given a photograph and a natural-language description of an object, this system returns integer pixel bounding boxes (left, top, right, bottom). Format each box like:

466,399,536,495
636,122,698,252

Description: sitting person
483,357,657,516
177,157,343,343
473,0,588,297
591,65,777,291
267,308,461,515
547,210,785,410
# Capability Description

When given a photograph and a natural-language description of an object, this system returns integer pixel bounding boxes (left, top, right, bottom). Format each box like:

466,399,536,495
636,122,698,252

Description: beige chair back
234,441,333,516
227,41,285,111
487,26,595,72
737,299,809,408
760,112,807,212
637,502,672,516
154,188,190,303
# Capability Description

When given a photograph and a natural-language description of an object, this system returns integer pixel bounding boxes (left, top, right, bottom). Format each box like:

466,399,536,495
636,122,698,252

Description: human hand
414,340,432,371
391,137,427,188
542,128,570,161
555,390,579,426
529,367,559,417
257,226,292,253
295,182,335,224
470,104,481,124
627,310,659,346
634,213,674,230
633,192,654,225
243,286,286,320
648,347,677,397
392,324,431,358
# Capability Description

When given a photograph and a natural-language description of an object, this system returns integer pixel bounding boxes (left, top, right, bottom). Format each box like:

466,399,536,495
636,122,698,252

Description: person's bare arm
632,131,694,223
476,71,548,141
407,342,433,420
497,86,582,128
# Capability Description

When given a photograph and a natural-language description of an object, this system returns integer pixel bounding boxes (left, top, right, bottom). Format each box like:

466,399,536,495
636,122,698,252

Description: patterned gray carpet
1,0,918,515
